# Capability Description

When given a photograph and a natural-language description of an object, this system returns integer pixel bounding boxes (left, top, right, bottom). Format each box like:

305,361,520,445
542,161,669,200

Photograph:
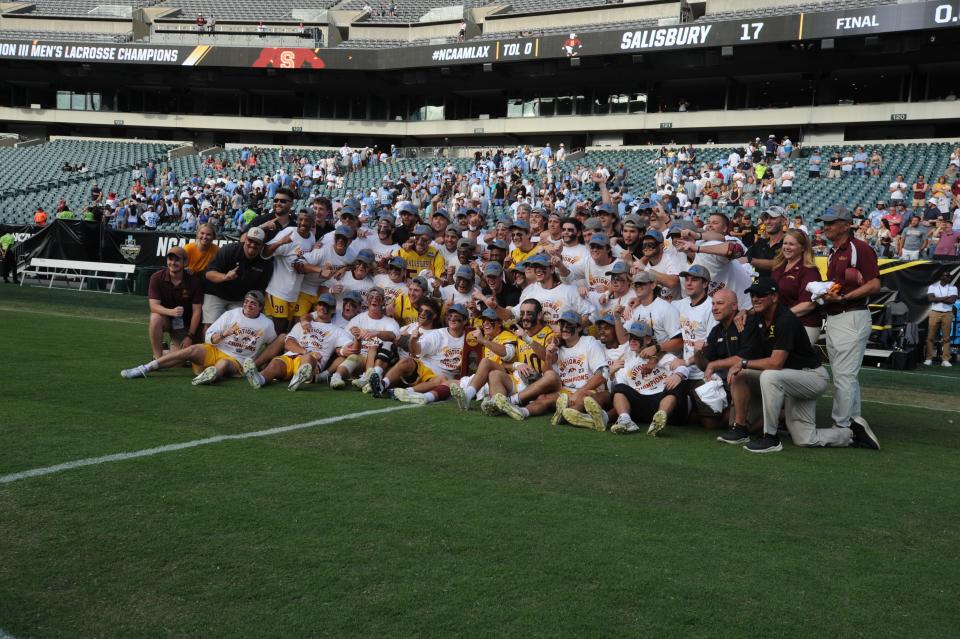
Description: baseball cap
644,229,664,244
339,206,358,218
396,202,418,216
744,276,778,296
432,208,450,220
244,289,265,306
377,213,395,227
387,255,407,270
166,246,187,261
355,249,374,264
342,290,363,304
622,214,643,229
367,286,386,299
483,261,504,277
633,271,656,285
410,275,429,291
522,253,551,268
413,224,434,237
447,303,469,318
558,309,581,325
334,225,356,240
584,217,604,231
626,321,653,339
245,227,266,243
667,224,683,237
589,232,609,247
445,223,463,236
316,292,337,308
530,207,548,219
680,265,711,282
488,238,509,252
457,238,475,250
595,203,615,215
454,265,475,281
816,205,853,223
605,261,631,277
595,313,617,326
762,206,786,219
509,219,531,231
480,307,501,321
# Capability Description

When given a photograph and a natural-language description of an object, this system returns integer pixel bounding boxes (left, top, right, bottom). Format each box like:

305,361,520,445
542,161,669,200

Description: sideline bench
19,258,136,293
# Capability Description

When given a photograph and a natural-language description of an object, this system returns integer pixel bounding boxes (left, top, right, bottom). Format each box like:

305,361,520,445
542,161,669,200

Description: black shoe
850,417,880,450
743,434,783,454
717,424,751,445
369,371,383,398
383,388,395,400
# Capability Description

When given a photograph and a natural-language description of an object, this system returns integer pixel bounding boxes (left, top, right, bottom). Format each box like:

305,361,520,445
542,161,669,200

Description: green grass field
1,286,959,638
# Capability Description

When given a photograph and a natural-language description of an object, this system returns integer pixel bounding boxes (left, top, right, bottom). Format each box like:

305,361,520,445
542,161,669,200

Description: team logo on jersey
119,235,141,262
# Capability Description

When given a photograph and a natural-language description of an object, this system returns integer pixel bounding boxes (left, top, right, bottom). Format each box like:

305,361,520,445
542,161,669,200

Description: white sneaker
550,392,569,426
397,390,427,405
288,363,313,391
943,360,953,368
480,397,501,416
243,358,263,389
562,408,596,429
191,366,218,386
391,387,411,402
353,372,371,389
330,373,346,389
923,359,933,366
647,409,667,437
584,397,609,432
494,393,525,421
120,365,149,379
611,417,640,435
449,384,470,411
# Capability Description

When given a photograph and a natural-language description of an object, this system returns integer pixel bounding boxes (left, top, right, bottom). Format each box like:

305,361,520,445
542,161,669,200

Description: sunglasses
273,198,292,204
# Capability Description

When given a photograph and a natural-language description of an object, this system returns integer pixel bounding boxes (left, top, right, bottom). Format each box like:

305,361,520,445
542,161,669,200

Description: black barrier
0,0,957,71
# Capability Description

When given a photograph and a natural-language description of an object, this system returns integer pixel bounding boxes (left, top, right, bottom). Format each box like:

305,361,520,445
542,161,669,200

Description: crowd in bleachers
11,137,960,262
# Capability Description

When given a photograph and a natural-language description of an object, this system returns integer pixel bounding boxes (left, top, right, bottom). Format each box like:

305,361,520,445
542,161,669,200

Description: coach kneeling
731,277,879,453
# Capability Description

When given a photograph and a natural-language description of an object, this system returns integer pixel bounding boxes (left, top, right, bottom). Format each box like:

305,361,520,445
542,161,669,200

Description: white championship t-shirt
418,327,465,378
205,308,277,362
630,297,682,345
301,243,357,296
616,352,680,395
672,295,716,380
345,312,400,356
285,320,354,364
556,335,608,391
515,282,591,324
265,227,315,303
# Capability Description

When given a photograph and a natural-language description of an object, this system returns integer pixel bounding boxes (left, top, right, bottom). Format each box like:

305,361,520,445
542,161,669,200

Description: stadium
1,0,960,636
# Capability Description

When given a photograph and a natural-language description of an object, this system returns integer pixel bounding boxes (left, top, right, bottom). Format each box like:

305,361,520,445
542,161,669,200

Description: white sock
373,366,384,375
315,371,330,383
616,413,631,423
146,360,160,371
423,392,437,403
519,407,530,418
510,394,520,405
257,372,266,386
382,378,391,389
464,387,477,401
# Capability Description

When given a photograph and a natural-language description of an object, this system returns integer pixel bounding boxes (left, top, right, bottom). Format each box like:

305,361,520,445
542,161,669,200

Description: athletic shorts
612,382,688,424
273,354,306,380
202,294,242,325
414,360,438,384
191,343,240,375
265,293,294,319
292,292,318,318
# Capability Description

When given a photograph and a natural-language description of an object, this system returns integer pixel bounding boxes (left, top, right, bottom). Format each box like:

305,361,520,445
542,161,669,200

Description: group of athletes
121,185,881,453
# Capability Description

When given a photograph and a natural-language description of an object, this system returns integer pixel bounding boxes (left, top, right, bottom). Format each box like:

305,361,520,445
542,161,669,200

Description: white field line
0,306,144,325
0,405,418,485
822,394,960,414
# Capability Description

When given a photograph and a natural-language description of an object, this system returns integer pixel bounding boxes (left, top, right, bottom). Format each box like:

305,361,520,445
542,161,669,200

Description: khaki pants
825,309,871,428
926,310,955,360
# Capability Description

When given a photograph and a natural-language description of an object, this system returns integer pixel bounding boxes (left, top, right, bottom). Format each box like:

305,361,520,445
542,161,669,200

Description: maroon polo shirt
148,268,204,325
823,235,879,315
771,261,823,328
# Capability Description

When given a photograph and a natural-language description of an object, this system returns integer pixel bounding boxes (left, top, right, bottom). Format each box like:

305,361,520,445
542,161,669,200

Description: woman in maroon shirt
771,229,824,345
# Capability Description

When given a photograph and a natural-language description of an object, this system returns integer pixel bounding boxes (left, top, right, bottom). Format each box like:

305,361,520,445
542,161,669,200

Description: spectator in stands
196,14,207,36
931,217,960,260
147,246,204,361
889,174,908,204
827,153,842,179
257,21,266,37
853,146,868,177
911,175,928,210
141,206,160,230
841,150,854,179
33,207,47,227
869,148,883,176
56,206,76,220
0,231,16,284
208,15,216,35
807,149,822,179
458,21,466,42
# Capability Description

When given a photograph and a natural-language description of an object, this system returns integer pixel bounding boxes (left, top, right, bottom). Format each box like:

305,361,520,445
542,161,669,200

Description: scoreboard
0,0,957,70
